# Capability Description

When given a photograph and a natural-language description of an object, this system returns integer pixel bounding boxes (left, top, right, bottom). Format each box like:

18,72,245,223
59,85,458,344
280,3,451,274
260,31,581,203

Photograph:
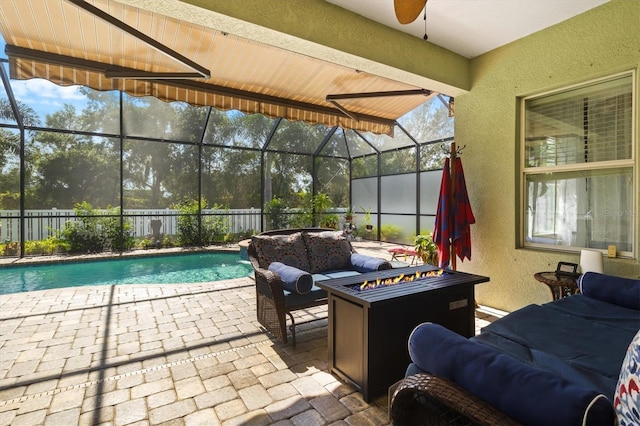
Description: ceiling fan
394,0,429,39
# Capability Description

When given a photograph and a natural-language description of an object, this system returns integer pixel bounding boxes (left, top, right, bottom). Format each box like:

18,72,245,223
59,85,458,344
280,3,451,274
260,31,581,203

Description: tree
0,98,40,209
399,98,454,170
122,98,208,208
0,98,37,158
27,105,119,208
315,157,349,207
31,141,119,208
79,88,120,134
262,119,320,207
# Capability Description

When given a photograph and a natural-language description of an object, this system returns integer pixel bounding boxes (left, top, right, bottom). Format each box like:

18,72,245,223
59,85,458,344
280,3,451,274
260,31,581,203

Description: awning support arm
326,89,431,101
66,0,210,79
328,100,360,122
326,88,431,122
4,45,204,79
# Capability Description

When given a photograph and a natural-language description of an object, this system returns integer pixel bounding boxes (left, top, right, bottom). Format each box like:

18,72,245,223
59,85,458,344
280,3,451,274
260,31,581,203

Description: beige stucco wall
454,0,640,312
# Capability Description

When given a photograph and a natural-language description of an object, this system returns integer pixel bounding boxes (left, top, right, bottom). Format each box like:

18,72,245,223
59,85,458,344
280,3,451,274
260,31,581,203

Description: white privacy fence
0,209,262,242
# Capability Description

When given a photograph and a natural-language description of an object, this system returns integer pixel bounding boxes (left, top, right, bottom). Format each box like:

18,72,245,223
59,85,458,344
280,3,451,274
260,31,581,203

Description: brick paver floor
0,276,396,425
0,242,500,425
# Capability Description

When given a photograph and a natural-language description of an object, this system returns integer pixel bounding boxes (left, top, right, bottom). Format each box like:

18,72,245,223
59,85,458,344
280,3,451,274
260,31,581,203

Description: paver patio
0,242,499,425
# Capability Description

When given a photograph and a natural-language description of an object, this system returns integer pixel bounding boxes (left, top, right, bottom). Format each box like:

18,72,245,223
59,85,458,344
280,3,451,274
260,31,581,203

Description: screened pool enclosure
0,44,454,258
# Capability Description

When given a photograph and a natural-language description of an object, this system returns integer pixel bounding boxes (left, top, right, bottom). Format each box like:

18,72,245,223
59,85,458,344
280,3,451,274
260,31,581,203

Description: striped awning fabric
0,0,436,135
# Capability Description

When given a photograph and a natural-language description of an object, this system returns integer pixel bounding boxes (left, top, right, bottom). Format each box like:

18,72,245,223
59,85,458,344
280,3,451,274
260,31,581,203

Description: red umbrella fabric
433,157,451,268
452,157,475,262
433,156,475,269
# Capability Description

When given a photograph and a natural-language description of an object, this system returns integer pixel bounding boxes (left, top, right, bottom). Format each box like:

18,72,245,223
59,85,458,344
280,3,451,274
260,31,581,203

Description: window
522,73,635,256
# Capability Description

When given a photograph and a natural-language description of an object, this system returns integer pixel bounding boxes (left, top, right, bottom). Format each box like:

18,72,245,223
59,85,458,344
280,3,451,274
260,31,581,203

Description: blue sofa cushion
579,272,640,310
283,284,327,307
544,294,640,335
349,253,392,273
268,262,313,295
311,273,332,282
473,301,634,397
408,322,615,426
322,270,362,279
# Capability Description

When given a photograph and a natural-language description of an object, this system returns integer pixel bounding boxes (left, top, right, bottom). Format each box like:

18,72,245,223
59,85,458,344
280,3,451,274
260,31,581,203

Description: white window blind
525,74,633,167
522,73,635,256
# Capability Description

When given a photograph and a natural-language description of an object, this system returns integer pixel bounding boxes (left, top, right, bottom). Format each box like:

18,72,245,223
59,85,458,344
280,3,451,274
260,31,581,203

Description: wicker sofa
390,272,640,426
248,228,392,345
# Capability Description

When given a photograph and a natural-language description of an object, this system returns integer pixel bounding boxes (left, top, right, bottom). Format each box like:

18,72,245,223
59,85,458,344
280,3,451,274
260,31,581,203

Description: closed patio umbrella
433,153,475,269
452,156,475,263
433,157,452,268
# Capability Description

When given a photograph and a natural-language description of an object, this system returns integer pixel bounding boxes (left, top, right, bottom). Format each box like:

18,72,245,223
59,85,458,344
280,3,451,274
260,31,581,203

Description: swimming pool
0,252,253,295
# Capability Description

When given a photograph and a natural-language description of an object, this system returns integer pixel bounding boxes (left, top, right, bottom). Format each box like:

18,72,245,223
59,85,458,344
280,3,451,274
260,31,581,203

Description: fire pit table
315,264,489,402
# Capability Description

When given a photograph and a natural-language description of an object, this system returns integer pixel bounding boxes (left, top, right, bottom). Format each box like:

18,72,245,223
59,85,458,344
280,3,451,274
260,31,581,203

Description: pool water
0,252,253,295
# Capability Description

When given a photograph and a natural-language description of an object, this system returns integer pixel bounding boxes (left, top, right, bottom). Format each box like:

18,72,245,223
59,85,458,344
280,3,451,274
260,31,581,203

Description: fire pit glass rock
348,269,446,292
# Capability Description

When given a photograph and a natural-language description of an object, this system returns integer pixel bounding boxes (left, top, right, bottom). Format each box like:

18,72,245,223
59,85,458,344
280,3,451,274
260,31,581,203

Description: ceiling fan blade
394,0,428,24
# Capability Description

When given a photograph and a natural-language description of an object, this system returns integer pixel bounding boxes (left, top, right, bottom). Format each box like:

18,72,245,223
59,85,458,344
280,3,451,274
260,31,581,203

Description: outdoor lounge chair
248,228,392,345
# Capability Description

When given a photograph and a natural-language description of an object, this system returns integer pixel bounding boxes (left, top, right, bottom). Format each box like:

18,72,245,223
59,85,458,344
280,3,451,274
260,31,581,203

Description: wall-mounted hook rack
442,143,466,157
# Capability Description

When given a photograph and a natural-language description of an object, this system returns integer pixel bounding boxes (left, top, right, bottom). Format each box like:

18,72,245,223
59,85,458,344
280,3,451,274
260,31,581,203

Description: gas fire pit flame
359,269,444,291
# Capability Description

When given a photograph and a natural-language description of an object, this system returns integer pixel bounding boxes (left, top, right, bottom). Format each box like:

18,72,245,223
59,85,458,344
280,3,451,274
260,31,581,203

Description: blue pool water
0,252,253,295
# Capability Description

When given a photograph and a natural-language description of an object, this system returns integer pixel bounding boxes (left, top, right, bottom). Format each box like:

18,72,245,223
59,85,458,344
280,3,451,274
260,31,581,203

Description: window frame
519,71,637,258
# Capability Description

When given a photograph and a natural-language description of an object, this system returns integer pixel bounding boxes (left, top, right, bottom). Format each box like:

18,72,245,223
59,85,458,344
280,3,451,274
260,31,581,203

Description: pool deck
0,245,241,267
0,240,503,425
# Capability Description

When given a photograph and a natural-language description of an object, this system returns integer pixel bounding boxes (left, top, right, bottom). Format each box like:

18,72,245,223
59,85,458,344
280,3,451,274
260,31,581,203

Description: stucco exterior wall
455,0,640,312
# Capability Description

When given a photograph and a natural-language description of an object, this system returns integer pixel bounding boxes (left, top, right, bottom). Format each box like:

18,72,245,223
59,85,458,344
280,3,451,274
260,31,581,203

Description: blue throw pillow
579,272,640,310
408,322,614,426
349,253,392,273
268,262,313,295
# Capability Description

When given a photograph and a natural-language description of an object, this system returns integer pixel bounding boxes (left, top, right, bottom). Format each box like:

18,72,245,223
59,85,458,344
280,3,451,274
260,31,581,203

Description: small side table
534,271,580,301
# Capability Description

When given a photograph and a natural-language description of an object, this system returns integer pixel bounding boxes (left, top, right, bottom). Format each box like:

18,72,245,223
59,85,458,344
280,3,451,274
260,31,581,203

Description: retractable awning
0,0,437,135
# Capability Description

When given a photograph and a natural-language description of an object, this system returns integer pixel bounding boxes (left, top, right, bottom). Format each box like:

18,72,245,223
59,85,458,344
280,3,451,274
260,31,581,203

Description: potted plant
360,207,373,231
343,205,354,223
321,213,339,229
414,233,438,266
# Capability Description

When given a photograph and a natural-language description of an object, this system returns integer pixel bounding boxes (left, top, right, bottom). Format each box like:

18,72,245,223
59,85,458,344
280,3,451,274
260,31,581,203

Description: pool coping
0,244,241,268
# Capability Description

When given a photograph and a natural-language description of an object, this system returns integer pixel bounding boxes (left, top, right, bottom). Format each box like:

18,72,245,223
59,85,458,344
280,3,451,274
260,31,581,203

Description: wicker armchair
247,228,337,345
248,227,393,345
390,373,520,426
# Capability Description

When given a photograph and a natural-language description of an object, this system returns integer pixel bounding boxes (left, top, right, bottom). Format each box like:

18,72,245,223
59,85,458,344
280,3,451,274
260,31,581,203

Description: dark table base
317,265,489,402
